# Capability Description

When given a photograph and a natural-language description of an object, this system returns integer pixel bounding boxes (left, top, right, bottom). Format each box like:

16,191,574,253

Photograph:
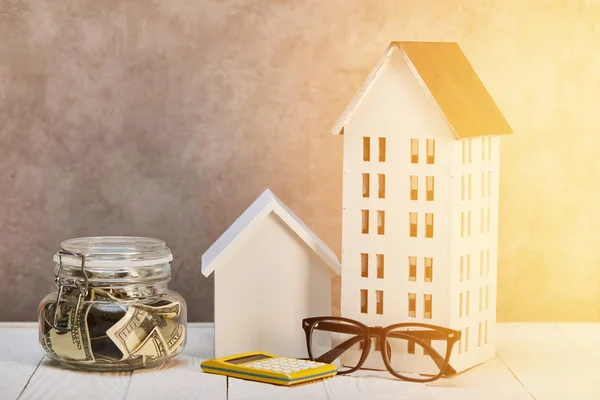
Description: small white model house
201,189,341,358
332,42,513,373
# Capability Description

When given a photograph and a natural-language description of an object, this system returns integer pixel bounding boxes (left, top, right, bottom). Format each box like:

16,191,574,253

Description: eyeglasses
302,316,461,383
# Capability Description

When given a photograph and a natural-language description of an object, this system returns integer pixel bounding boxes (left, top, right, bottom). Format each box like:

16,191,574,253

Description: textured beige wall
1,0,599,322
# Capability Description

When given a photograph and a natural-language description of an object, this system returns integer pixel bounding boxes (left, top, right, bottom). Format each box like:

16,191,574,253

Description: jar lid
53,236,173,267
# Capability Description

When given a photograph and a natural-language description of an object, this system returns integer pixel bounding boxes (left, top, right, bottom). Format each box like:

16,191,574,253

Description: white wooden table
1,323,598,400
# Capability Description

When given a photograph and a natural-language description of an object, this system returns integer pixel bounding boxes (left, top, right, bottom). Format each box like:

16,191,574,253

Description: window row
361,210,386,235
461,172,492,201
360,253,384,279
409,212,434,238
362,173,386,198
461,137,493,164
460,207,492,237
458,286,490,318
360,289,384,315
363,137,386,162
410,175,435,201
410,138,435,164
408,293,433,319
408,256,433,282
362,137,437,164
361,211,436,237
459,251,491,282
457,320,489,354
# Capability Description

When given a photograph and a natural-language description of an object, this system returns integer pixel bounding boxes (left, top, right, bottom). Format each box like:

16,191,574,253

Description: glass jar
38,236,187,371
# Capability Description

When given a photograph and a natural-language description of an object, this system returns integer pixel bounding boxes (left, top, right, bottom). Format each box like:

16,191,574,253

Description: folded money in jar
38,237,188,371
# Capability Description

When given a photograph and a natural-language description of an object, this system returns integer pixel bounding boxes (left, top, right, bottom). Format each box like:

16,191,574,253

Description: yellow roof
331,41,513,138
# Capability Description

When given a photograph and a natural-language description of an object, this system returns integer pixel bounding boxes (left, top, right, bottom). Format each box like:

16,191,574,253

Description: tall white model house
332,42,512,373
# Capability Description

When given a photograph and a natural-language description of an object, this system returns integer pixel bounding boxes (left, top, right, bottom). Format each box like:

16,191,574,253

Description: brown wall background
1,0,599,322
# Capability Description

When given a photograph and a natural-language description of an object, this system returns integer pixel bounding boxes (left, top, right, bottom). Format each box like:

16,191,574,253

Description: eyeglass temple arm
314,335,366,364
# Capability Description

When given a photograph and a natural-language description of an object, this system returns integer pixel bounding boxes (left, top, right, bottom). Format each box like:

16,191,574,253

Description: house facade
201,189,342,358
333,42,512,373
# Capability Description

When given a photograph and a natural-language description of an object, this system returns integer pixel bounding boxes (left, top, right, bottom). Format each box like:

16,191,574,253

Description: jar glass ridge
38,236,187,371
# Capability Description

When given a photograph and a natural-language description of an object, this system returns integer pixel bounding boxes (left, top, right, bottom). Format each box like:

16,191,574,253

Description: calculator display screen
226,354,272,365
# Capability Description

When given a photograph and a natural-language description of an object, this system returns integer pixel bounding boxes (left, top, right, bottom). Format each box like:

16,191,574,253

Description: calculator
200,351,337,386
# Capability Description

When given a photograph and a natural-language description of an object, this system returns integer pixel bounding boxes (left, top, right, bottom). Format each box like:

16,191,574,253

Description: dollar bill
106,306,157,360
128,326,168,361
135,301,181,319
154,318,185,355
41,301,95,363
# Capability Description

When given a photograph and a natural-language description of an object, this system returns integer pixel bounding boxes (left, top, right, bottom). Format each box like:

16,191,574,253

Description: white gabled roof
201,189,341,277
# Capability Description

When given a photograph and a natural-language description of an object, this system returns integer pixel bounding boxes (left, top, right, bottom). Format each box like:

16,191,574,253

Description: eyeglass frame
302,316,461,383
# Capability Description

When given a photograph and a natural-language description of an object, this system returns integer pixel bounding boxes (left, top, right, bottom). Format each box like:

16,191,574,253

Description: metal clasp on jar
49,250,89,333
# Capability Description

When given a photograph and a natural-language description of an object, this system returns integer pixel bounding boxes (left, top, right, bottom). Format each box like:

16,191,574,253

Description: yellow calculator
201,351,337,386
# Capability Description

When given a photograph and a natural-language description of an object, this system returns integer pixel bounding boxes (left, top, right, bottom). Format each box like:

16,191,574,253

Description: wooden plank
181,323,215,359
0,326,44,399
324,374,432,400
497,323,600,400
19,358,131,400
126,356,226,400
228,375,329,400
426,357,532,400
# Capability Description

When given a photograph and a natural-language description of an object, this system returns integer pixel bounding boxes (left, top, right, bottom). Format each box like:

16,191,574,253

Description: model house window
484,320,489,344
410,139,419,163
361,210,369,234
482,136,487,161
426,176,434,201
460,256,464,281
376,254,384,279
480,208,485,233
468,139,472,163
408,256,417,281
426,139,435,164
378,174,386,198
486,285,489,310
410,175,418,200
408,341,415,354
459,293,464,317
362,173,370,198
486,250,490,274
462,140,467,164
424,257,433,282
479,287,483,312
360,289,368,314
379,138,386,162
363,137,370,161
460,212,465,237
377,210,385,235
425,213,434,238
467,211,472,236
468,174,472,200
467,254,471,280
361,253,368,278
408,293,416,318
478,322,482,347
458,329,463,354
424,294,432,319
481,172,486,198
488,136,492,161
376,290,384,315
465,327,470,351
409,256,417,281
487,207,491,232
409,212,417,237
466,290,470,316
488,172,492,197
461,175,465,201
480,251,484,276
